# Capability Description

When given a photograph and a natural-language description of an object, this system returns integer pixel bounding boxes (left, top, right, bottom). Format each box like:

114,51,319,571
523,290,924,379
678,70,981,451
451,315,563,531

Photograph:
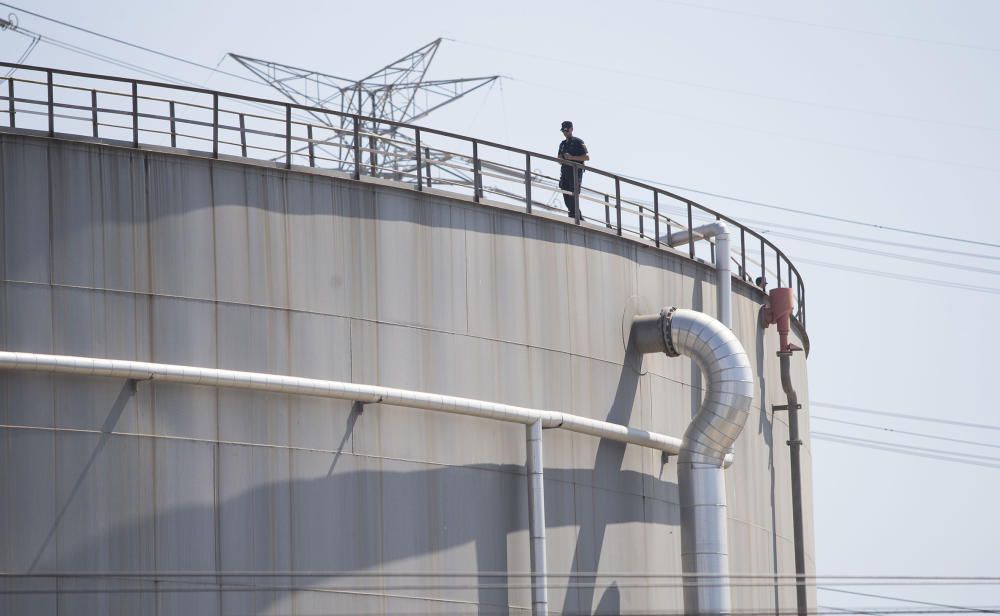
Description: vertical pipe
524,153,532,213
90,89,98,138
526,419,548,616
679,463,732,616
779,352,808,616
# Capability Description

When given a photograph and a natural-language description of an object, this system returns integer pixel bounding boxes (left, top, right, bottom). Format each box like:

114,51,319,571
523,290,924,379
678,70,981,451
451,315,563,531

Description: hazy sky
3,0,999,612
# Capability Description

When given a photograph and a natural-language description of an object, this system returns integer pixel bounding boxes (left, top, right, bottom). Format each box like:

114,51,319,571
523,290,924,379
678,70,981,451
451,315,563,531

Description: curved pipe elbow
631,307,753,465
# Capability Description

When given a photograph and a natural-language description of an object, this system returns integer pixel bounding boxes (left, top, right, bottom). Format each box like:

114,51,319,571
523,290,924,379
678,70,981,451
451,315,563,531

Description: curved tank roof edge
0,127,810,355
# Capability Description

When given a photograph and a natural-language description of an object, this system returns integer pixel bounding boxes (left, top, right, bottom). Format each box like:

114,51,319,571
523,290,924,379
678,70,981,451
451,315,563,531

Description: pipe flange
660,307,679,357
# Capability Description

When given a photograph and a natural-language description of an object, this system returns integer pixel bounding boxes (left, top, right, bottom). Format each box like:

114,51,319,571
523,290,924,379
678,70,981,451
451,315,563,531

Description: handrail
0,61,805,329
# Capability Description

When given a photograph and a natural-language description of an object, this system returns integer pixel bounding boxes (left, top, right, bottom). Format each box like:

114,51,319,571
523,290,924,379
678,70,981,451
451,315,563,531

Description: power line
746,219,1000,262
819,586,1000,615
812,433,1000,470
762,231,1000,277
0,3,261,86
623,174,1000,250
452,39,998,134
795,257,1000,296
812,432,1000,464
811,416,1000,450
812,402,1000,432
516,76,1000,176
654,0,1000,55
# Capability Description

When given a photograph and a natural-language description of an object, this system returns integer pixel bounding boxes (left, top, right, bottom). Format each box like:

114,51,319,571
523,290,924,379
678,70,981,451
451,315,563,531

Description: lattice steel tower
229,39,499,179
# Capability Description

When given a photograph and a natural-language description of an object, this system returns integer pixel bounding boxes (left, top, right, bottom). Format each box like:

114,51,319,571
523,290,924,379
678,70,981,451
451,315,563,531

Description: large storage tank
0,90,812,614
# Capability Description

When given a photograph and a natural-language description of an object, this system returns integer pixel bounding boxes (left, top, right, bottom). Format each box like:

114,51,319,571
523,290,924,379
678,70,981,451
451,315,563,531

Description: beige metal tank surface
0,132,813,615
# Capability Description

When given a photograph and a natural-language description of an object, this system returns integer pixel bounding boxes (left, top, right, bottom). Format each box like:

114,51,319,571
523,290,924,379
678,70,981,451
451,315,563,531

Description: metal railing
0,62,806,329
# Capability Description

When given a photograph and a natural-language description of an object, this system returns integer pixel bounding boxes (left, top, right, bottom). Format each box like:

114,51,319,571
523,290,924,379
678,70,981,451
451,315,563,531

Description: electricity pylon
229,39,499,179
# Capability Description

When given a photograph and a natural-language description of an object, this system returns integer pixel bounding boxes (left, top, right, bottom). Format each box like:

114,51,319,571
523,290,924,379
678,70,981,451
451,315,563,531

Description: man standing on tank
558,121,590,219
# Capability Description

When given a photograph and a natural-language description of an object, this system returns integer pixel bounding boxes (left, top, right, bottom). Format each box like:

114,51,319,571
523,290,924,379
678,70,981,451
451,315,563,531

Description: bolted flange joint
660,307,679,357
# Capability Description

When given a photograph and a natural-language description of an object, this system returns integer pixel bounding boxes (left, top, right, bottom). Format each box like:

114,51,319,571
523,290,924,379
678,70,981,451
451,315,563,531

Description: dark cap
560,120,573,130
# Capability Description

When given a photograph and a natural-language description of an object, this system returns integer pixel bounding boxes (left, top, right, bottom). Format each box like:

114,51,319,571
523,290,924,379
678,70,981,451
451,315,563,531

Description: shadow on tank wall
5,359,681,615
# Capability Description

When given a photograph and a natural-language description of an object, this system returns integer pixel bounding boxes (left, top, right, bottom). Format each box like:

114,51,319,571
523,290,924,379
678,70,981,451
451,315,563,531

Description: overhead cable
811,416,1000,450
623,174,1000,250
812,402,1000,432
819,586,1000,615
813,433,1000,470
0,2,261,86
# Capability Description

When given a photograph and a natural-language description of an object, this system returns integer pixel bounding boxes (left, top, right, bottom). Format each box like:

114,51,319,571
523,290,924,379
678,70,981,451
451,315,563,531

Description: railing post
212,93,219,159
777,252,782,287
760,240,766,285
239,113,247,157
653,191,660,248
799,279,806,328
285,104,292,169
472,141,481,203
639,202,644,239
307,124,315,167
687,202,695,259
614,177,621,234
169,101,176,148
526,419,549,616
369,126,377,176
524,153,532,213
740,228,747,282
425,147,432,187
47,70,54,137
604,194,611,229
415,129,423,191
90,89,98,138
7,78,14,128
353,117,361,180
131,80,138,148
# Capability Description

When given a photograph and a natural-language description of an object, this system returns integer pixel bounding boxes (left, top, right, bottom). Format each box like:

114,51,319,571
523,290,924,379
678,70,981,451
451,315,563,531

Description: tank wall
0,133,813,615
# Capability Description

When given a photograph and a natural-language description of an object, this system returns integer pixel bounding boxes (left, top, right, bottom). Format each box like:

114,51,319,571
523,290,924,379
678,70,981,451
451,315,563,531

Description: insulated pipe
0,351,690,454
632,308,754,616
526,419,548,616
661,222,732,328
